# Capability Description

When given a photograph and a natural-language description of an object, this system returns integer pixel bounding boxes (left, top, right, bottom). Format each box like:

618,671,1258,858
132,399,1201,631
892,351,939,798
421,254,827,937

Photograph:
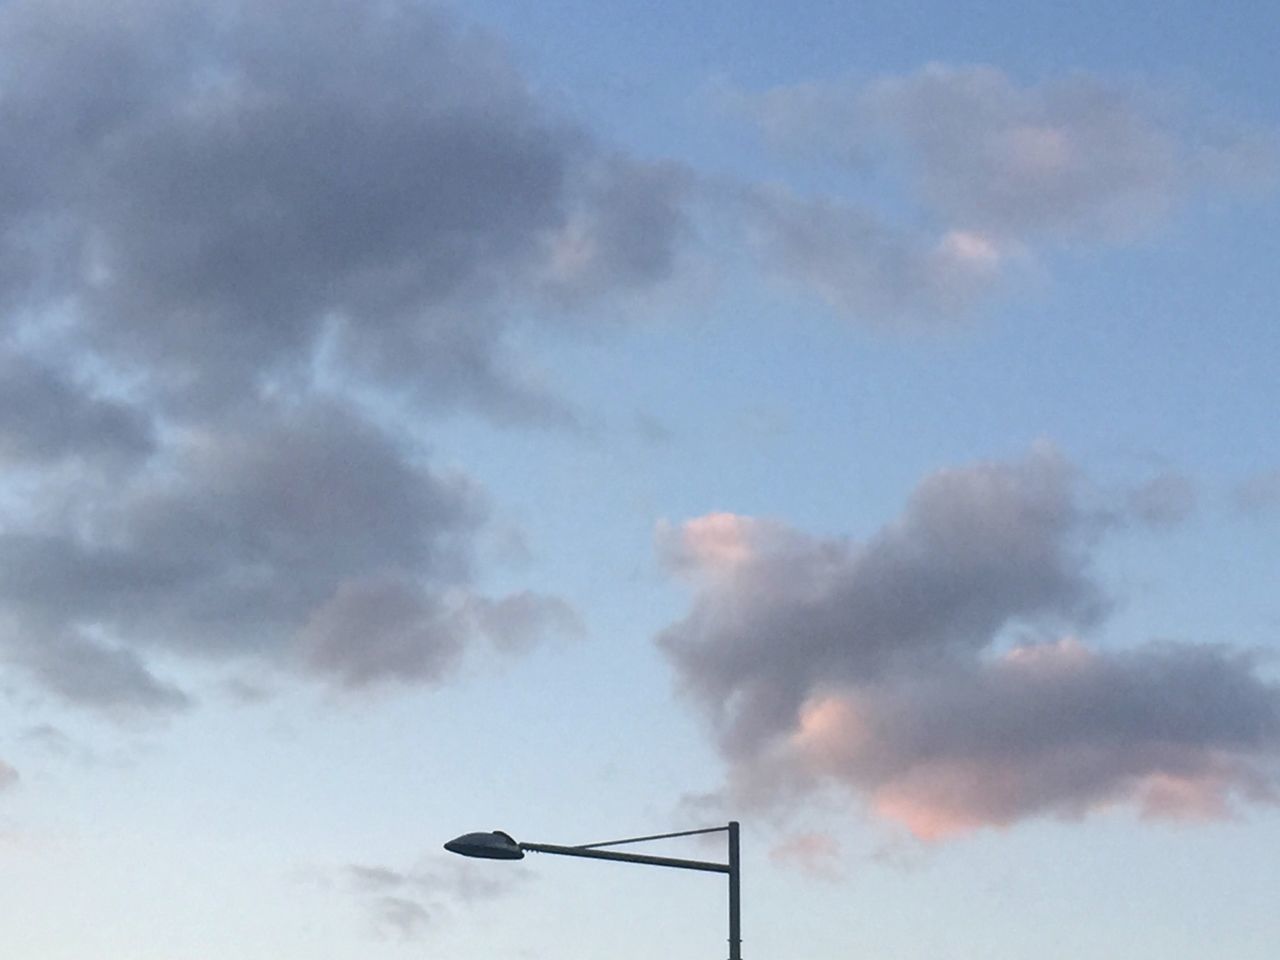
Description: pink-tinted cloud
789,639,1279,839
659,450,1280,838
769,831,845,879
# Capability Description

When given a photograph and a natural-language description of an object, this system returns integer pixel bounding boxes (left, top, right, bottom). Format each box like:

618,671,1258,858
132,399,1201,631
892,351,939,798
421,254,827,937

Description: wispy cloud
1124,471,1198,529
344,856,530,941
769,831,845,880
718,63,1275,325
735,186,1011,327
1234,469,1280,515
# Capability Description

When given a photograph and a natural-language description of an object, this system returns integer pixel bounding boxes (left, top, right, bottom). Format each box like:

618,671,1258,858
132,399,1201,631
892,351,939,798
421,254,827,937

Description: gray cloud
370,896,432,941
738,186,1007,326
19,723,78,758
0,0,688,419
0,353,154,465
298,572,470,689
1124,471,1197,528
783,640,1280,838
346,856,529,940
0,759,16,791
0,400,577,711
538,155,693,306
464,591,585,655
660,446,1107,756
1234,470,1280,515
13,629,191,717
0,0,665,716
658,448,1280,837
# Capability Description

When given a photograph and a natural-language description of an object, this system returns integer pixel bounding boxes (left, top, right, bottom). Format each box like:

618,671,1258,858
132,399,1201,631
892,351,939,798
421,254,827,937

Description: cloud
723,64,1273,326
768,831,844,880
660,447,1107,756
0,0,667,717
0,354,154,466
19,723,80,759
464,591,586,655
0,760,17,792
0,400,578,711
369,896,432,941
859,64,1186,240
737,187,1010,326
791,639,1279,839
539,155,693,305
738,64,1272,242
658,448,1280,837
345,856,529,940
1234,470,1280,515
14,629,191,717
0,0,689,420
1124,471,1197,528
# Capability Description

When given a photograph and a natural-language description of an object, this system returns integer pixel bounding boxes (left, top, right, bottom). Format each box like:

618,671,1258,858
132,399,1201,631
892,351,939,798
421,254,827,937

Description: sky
1,1,1278,957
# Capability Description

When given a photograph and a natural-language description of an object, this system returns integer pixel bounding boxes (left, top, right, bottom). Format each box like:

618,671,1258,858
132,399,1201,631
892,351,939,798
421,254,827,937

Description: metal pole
728,821,741,960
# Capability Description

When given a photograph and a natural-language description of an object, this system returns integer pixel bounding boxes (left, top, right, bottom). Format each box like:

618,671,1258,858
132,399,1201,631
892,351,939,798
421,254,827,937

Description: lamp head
444,830,525,860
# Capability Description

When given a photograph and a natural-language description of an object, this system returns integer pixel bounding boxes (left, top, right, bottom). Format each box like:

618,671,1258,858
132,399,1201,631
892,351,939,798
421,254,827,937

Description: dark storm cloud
0,400,576,709
0,0,688,415
658,448,1280,837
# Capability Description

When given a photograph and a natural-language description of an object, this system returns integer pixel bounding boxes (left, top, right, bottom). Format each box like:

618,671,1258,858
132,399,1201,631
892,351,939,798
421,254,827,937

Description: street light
445,821,742,960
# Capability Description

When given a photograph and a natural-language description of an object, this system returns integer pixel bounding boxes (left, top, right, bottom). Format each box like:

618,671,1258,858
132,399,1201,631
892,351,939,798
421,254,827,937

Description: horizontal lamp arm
519,841,730,874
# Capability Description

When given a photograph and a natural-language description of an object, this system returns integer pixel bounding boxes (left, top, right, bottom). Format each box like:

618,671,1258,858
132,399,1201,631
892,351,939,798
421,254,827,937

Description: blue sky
1,1,1278,958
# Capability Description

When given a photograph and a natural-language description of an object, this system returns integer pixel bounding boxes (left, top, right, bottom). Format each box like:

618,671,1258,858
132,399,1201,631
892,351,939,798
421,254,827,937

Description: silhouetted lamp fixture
445,821,742,960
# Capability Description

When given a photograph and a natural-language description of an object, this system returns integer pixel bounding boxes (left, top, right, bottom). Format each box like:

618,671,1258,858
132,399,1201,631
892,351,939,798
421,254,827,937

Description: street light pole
728,820,741,960
445,821,742,960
